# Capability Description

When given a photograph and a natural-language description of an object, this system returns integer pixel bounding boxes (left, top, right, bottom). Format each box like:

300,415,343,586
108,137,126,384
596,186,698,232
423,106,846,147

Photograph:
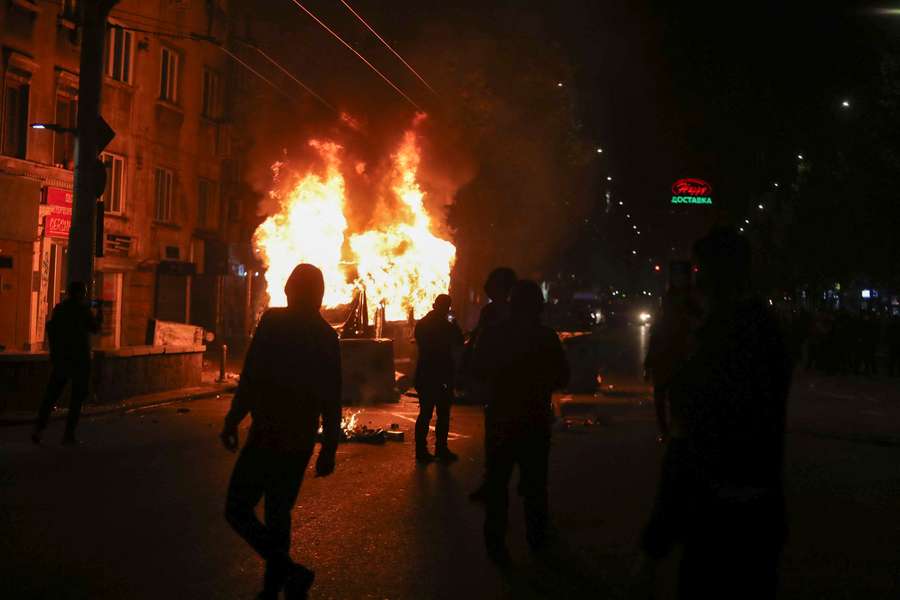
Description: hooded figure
472,279,569,566
222,263,341,600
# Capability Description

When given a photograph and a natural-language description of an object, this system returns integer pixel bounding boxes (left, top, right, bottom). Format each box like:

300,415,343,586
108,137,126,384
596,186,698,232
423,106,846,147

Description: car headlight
638,312,651,323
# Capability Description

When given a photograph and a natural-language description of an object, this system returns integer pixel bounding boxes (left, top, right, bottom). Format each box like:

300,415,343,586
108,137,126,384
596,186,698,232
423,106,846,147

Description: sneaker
284,564,315,600
415,450,435,464
435,449,458,463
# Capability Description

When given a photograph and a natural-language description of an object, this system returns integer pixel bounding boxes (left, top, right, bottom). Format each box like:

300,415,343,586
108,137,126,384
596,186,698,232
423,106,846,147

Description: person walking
32,281,102,445
221,264,342,600
414,294,464,463
471,280,569,566
466,267,517,502
638,228,793,599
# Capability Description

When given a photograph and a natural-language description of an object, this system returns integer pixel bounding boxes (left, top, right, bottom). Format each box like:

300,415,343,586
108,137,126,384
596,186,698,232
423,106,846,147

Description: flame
253,141,354,308
254,126,455,322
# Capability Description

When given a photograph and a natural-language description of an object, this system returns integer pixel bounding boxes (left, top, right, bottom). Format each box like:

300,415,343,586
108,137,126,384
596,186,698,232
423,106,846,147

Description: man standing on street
472,280,569,565
32,281,102,445
638,228,792,599
414,293,464,463
221,263,342,600
466,267,517,502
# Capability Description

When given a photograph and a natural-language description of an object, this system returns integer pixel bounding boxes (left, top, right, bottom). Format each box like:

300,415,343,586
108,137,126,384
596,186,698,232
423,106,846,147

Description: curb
0,383,237,427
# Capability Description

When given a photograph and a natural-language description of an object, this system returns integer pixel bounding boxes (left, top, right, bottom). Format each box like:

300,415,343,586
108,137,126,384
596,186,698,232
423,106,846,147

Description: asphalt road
1,325,898,599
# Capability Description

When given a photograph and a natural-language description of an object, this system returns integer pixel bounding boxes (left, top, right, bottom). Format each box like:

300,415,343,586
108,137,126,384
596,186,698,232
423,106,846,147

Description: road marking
389,412,469,439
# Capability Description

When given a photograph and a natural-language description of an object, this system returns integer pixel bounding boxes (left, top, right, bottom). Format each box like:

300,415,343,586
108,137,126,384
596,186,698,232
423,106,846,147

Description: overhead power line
285,0,421,110
236,40,339,114
338,0,438,97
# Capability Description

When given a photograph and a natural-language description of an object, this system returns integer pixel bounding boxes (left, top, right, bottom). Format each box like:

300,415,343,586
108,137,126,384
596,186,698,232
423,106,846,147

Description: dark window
2,81,29,158
160,47,179,103
100,153,125,214
201,68,221,119
53,95,77,168
197,178,218,230
105,26,133,83
154,167,174,222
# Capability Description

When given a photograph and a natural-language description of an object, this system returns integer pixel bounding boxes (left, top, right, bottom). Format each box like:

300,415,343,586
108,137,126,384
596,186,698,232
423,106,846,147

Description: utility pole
67,0,119,296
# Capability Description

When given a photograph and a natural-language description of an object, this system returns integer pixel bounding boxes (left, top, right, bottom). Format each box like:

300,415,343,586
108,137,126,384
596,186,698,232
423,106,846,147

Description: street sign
44,187,73,239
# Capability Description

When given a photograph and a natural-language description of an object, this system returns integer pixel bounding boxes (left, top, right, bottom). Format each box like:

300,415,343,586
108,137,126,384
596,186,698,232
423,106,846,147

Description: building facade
0,0,256,352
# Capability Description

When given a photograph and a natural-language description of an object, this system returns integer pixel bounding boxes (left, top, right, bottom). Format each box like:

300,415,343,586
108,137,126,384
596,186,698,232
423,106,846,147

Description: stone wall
0,345,204,412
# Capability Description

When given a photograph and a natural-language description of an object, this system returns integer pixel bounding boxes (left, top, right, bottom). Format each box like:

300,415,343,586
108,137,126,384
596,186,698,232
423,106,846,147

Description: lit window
105,26,133,84
160,47,179,103
101,153,126,214
154,167,174,222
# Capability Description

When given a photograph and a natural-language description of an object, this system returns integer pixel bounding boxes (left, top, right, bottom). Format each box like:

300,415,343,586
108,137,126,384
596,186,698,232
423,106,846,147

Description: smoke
235,2,594,288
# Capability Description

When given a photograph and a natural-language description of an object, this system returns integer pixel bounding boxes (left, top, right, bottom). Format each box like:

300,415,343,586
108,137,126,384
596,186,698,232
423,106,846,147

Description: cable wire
286,0,421,110
338,0,438,97
237,40,339,114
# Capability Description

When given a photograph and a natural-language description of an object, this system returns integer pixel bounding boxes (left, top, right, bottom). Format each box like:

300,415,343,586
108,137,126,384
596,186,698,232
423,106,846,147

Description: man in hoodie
472,280,569,565
221,263,342,600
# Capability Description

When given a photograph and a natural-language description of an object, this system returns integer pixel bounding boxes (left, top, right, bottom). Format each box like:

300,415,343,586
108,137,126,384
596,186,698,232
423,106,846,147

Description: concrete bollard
218,344,228,382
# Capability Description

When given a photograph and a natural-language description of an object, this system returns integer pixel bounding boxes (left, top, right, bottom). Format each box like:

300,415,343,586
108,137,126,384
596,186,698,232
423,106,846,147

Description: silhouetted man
639,228,792,599
467,267,517,502
414,293,464,463
644,261,702,444
221,264,341,600
32,281,102,445
472,280,569,565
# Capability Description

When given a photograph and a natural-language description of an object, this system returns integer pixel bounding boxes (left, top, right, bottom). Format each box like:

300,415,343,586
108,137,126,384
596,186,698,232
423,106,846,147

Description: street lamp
606,176,613,182
31,122,77,134
797,154,804,160
758,203,765,210
596,147,603,153
841,99,851,108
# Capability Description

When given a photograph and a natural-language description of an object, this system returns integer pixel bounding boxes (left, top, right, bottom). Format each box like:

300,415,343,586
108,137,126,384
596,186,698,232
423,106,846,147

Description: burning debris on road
319,409,404,445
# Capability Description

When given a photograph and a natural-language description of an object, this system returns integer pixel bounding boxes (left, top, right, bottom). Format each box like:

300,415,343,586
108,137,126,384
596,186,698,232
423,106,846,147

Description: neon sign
671,178,713,205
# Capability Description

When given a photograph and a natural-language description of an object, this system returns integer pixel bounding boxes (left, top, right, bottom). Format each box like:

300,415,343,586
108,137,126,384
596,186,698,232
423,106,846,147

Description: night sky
242,0,891,282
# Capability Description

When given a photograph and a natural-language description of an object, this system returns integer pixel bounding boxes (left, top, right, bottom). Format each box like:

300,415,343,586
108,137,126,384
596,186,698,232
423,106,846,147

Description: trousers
415,382,452,452
36,361,90,435
225,444,313,592
483,427,550,550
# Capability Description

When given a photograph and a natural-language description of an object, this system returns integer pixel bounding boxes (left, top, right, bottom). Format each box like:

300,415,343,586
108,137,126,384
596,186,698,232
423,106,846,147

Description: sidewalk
0,370,238,427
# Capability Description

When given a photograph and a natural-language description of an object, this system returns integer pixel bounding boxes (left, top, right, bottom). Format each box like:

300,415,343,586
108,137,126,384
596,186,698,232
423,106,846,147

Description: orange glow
253,124,455,322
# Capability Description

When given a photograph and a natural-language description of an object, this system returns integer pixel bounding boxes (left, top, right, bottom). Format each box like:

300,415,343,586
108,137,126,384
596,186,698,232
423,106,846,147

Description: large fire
253,125,456,322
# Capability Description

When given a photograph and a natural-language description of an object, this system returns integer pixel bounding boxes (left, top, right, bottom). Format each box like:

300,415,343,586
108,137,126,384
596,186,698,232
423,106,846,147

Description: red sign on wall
44,187,73,239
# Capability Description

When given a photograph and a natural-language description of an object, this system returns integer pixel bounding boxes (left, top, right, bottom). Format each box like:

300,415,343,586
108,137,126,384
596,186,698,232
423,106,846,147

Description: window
105,26,133,83
2,80,29,158
154,168,174,222
201,68,221,119
53,94,77,168
100,153,125,214
160,47,179,103
197,178,218,230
